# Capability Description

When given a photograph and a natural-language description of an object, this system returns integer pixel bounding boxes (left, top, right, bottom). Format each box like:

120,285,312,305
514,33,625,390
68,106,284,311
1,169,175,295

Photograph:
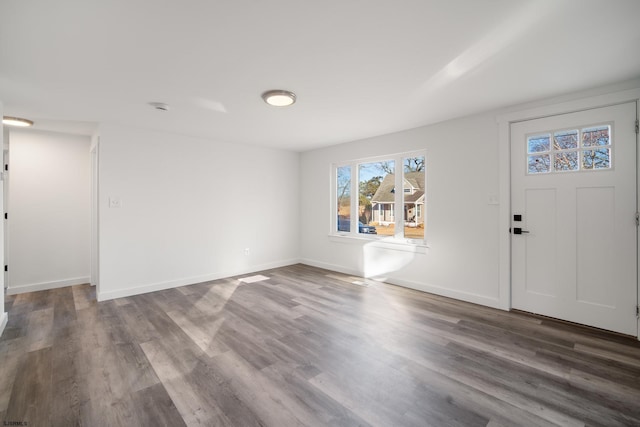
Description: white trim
97,258,300,301
636,98,640,341
497,87,640,321
6,276,90,295
331,149,426,243
300,259,501,309
332,150,430,168
3,128,10,292
0,312,7,338
328,234,428,254
497,88,640,124
90,135,100,292
387,277,502,309
300,258,361,277
497,115,512,310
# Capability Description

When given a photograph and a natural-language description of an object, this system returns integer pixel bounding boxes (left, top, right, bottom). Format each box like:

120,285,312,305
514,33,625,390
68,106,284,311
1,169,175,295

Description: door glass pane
337,166,351,232
583,148,611,170
554,152,579,171
554,130,578,150
527,134,550,153
360,161,393,235
528,154,550,174
403,156,425,240
582,125,610,147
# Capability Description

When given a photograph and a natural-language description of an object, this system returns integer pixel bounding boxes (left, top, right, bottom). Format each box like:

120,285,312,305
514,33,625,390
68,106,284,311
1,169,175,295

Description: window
333,151,426,242
358,161,394,235
527,124,612,174
336,166,351,232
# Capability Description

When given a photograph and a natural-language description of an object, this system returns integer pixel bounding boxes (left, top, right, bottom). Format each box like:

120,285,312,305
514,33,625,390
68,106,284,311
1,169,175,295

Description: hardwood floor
1,264,640,426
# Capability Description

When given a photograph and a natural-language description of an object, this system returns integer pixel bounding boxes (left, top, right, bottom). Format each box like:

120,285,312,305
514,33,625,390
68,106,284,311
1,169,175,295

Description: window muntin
333,151,426,243
526,124,612,175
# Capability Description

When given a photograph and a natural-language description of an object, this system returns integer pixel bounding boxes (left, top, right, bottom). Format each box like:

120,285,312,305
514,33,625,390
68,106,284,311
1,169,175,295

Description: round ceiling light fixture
3,116,34,127
261,90,296,107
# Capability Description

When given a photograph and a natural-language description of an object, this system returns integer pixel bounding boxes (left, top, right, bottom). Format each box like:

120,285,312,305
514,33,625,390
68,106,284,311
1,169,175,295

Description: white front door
511,102,637,336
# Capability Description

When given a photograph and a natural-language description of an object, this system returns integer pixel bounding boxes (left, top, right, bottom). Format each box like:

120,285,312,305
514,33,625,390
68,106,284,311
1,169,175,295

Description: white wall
97,124,300,300
300,80,640,311
7,129,91,294
300,113,503,308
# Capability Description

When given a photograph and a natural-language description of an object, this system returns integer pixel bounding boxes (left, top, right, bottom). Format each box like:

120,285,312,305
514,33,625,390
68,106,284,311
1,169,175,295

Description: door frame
90,135,100,295
2,128,8,291
497,87,640,339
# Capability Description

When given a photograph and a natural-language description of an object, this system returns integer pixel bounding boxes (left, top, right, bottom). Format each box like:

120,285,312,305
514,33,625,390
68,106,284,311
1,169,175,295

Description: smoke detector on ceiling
148,102,170,111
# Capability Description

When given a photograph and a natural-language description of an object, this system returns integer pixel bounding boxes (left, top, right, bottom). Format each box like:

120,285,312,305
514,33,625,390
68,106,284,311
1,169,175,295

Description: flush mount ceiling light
261,90,296,107
3,116,34,127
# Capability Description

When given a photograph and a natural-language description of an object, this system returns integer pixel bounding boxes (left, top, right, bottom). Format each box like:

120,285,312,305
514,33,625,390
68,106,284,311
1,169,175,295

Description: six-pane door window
527,125,612,174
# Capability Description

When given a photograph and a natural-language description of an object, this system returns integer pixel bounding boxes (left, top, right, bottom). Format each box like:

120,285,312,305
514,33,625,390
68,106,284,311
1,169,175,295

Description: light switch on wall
109,197,122,208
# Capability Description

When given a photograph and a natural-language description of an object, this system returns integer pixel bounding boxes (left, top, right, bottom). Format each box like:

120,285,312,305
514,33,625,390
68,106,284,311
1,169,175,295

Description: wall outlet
244,248,250,255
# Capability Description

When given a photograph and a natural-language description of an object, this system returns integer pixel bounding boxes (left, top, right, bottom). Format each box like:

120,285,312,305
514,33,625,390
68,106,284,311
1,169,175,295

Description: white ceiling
1,0,639,151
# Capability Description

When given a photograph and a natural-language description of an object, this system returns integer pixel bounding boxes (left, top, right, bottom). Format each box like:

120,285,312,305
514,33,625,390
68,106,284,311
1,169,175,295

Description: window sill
328,234,428,254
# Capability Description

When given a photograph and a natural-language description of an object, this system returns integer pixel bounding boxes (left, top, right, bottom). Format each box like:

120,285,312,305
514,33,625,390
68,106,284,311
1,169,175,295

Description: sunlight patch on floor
238,275,270,283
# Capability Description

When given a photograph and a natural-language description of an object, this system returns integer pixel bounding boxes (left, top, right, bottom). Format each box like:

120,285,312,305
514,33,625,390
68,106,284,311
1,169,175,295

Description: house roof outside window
371,172,425,204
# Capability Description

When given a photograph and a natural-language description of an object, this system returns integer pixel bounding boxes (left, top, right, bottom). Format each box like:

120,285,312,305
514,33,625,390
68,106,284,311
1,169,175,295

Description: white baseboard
0,312,8,338
97,258,301,302
299,258,362,277
300,258,503,310
6,276,91,295
384,276,503,310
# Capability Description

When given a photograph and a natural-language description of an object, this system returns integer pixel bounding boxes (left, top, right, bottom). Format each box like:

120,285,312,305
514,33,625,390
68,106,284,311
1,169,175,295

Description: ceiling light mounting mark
262,90,296,107
148,102,170,111
3,116,34,127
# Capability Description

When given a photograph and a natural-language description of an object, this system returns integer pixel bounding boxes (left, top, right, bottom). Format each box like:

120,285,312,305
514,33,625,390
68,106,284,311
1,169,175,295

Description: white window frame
331,150,427,246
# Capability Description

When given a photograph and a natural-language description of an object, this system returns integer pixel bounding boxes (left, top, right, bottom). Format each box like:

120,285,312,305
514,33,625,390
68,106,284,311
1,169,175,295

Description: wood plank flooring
1,264,640,426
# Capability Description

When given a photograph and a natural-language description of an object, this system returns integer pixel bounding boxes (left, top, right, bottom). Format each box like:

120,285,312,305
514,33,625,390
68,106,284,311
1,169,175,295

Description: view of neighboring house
371,171,425,226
